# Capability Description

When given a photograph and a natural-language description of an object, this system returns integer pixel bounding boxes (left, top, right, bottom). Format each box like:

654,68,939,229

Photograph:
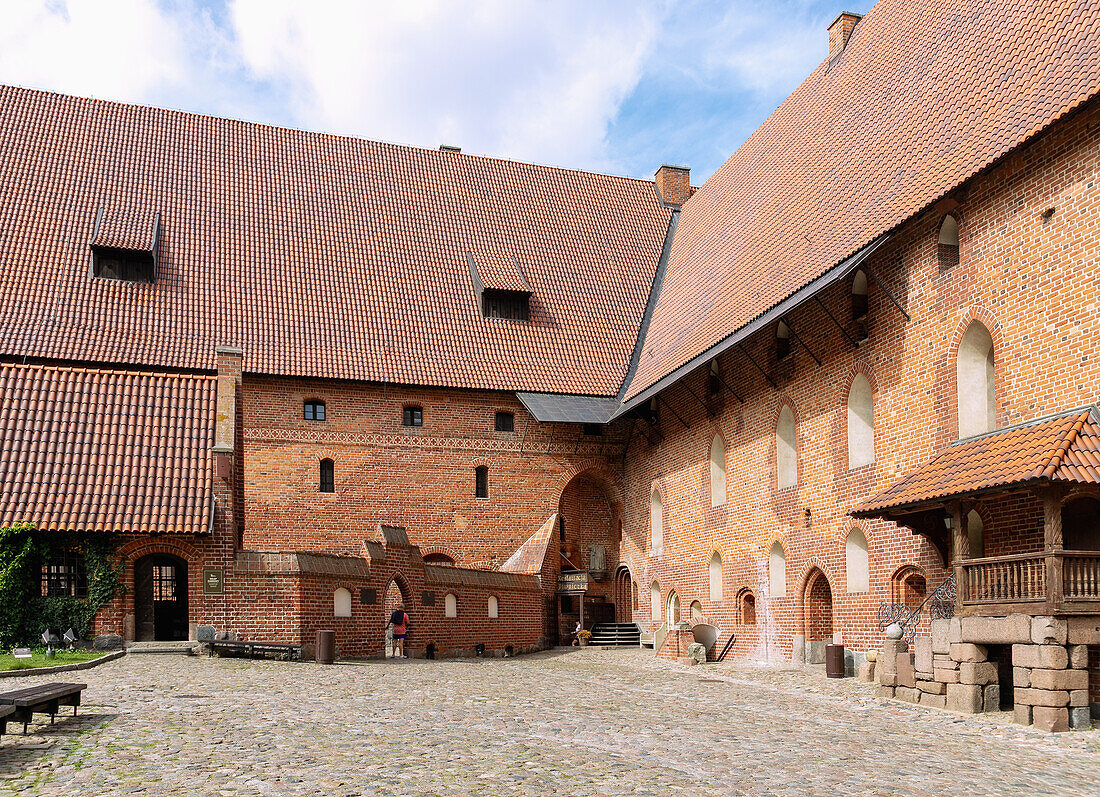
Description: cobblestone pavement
1,648,1098,796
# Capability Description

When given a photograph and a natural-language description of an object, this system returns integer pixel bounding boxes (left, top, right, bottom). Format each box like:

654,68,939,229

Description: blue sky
0,0,872,184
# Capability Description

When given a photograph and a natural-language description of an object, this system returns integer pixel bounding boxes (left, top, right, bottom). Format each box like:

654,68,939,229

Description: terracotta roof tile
0,363,215,533
470,249,532,293
90,206,159,253
625,0,1100,400
854,408,1100,515
0,87,670,396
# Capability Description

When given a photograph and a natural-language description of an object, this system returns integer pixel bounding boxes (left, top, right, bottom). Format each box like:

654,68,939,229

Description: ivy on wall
0,524,124,647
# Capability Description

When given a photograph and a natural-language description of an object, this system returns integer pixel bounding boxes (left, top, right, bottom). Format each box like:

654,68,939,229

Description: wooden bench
0,705,14,738
0,683,86,734
208,641,302,661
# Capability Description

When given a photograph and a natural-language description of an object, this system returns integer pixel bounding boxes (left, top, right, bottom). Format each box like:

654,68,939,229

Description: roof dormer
90,206,160,283
467,249,532,320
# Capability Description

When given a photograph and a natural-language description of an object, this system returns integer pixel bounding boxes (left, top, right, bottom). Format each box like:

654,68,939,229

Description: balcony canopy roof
854,406,1100,520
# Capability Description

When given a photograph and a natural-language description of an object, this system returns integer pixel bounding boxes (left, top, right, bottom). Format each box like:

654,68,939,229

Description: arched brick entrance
803,568,833,664
555,467,624,639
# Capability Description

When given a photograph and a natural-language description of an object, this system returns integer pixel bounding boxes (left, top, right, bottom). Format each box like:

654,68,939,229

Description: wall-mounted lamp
943,516,953,530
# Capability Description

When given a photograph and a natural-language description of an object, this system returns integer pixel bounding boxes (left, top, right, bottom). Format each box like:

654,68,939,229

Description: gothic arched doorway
383,576,410,657
613,567,637,623
802,568,833,664
134,554,188,642
555,468,623,639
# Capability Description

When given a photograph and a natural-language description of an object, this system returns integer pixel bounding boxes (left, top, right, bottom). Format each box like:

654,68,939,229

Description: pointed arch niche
956,320,995,438
777,406,797,489
847,373,874,468
709,433,727,507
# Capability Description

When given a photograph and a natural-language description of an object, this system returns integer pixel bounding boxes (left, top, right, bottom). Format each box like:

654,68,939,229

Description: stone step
125,642,197,655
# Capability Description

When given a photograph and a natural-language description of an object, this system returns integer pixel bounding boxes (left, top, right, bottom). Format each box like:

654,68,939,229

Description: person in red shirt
386,604,410,658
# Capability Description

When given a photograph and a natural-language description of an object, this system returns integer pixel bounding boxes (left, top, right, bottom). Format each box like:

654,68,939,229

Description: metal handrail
877,575,956,643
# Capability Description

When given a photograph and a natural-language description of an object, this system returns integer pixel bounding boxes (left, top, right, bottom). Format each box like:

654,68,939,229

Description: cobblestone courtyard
1,648,1098,796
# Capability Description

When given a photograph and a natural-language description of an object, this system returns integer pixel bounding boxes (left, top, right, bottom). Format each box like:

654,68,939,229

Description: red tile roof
90,207,160,252
0,363,215,533
0,86,670,396
470,249,532,294
854,408,1100,516
624,0,1100,400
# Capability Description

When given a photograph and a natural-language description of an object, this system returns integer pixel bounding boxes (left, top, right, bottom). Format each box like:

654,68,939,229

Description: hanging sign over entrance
557,572,588,593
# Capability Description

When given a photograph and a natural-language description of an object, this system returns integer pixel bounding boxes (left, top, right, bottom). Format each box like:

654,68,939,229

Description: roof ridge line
0,84,659,186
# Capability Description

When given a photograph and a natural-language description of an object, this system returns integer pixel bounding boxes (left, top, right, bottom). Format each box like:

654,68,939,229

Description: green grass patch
0,648,108,672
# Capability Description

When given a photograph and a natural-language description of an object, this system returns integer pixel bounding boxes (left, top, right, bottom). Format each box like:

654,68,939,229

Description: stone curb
0,649,125,678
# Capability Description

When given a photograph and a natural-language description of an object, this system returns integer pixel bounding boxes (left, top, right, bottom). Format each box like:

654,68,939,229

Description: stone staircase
125,640,198,655
589,622,641,647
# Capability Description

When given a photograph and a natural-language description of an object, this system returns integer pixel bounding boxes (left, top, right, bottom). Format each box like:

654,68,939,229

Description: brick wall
241,378,628,569
622,100,1100,661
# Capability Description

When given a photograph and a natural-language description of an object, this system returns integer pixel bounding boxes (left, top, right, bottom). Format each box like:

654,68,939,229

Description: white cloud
0,0,188,102
228,0,663,169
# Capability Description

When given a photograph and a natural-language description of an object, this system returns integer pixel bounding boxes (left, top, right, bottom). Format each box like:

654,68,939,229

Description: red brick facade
622,100,1100,661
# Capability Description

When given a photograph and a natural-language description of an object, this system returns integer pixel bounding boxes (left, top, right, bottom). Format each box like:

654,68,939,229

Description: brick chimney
213,345,243,480
828,12,862,58
654,165,690,207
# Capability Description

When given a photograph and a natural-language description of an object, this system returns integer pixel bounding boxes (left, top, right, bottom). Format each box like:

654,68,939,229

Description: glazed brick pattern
622,101,1100,660
628,0,1100,400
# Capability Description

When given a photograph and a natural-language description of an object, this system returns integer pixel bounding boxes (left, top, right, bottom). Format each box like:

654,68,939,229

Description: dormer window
482,289,530,320
90,206,160,283
468,250,532,321
304,400,326,421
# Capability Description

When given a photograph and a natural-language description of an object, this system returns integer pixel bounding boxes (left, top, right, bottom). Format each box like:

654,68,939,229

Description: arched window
444,593,458,618
423,553,456,566
708,359,721,396
666,590,680,628
845,528,869,592
776,406,797,489
475,466,489,498
938,215,959,270
776,321,791,360
333,588,352,617
319,458,335,493
1063,497,1100,550
966,510,985,559
956,321,995,437
710,433,726,507
650,489,662,551
709,550,723,602
852,270,868,319
769,541,786,598
689,600,703,622
650,581,661,626
487,595,499,619
847,374,874,468
739,589,756,625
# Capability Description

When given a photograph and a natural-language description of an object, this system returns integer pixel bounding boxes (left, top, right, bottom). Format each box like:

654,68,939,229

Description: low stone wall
874,614,1095,732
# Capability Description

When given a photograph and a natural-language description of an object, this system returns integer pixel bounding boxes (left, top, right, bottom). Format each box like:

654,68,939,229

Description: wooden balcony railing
1063,551,1100,600
959,550,1100,611
960,552,1046,604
